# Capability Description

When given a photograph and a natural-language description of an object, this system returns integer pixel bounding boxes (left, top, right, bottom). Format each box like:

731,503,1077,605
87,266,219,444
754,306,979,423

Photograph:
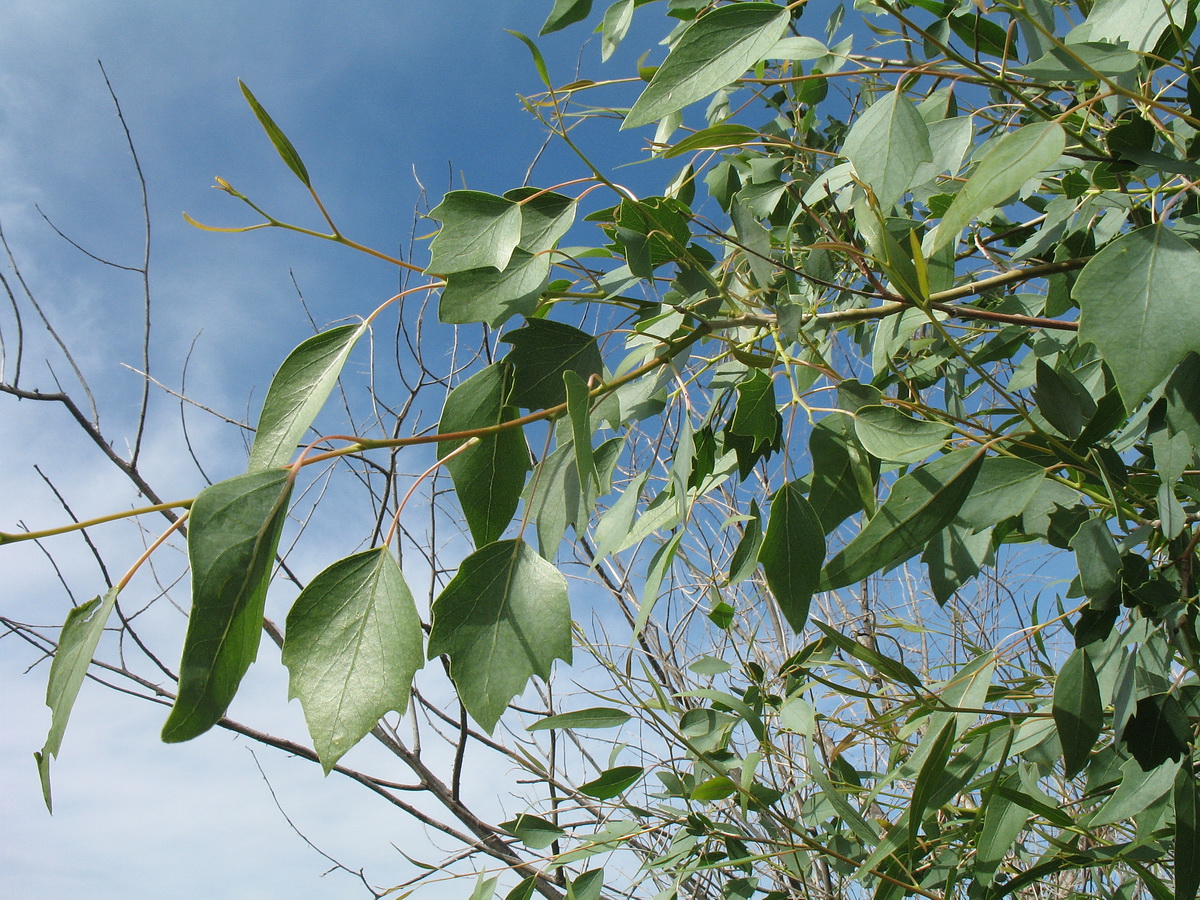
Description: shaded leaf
1053,648,1103,777
822,448,984,589
808,414,878,533
1176,765,1200,900
760,482,825,632
501,814,566,850
541,0,593,35
692,775,738,802
954,457,1045,530
163,468,293,742
35,587,120,812
502,319,604,410
579,765,644,799
624,4,790,129
439,252,549,328
438,363,530,547
1122,693,1191,770
1076,224,1200,407
853,404,950,465
282,548,423,773
428,540,571,733
729,370,780,451
505,187,577,253
248,323,367,471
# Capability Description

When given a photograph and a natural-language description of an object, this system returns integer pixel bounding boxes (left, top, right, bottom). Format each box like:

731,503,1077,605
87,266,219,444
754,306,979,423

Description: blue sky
0,3,662,897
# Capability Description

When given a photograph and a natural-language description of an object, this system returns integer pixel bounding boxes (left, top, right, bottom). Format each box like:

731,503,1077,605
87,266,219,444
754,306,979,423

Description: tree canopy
7,0,1200,897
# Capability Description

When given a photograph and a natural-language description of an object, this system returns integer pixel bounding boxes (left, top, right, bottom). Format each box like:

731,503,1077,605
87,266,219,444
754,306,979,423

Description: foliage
8,0,1200,898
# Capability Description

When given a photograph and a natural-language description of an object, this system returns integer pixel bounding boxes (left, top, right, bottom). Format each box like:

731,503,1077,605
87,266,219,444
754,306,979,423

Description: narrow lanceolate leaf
623,3,790,130
239,80,310,186
427,191,523,275
438,363,530,548
35,587,120,812
1175,765,1200,900
428,540,571,733
930,121,1065,254
821,448,984,589
841,90,931,210
1053,648,1102,778
163,468,293,743
760,482,825,632
1076,224,1200,407
908,721,956,852
528,707,632,731
248,323,367,471
282,548,423,773
439,252,549,328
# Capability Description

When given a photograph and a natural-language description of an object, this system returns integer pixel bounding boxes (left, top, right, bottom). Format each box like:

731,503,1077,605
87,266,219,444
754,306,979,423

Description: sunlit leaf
428,191,523,275
853,405,949,465
624,4,789,129
541,0,594,35
282,548,423,773
501,814,566,850
428,540,571,733
502,319,603,410
163,468,293,743
578,765,643,799
248,323,367,471
35,587,120,812
239,81,310,187
528,707,632,731
842,90,931,210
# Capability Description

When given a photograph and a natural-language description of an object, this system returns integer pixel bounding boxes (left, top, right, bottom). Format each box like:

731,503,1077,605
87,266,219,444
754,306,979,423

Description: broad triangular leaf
35,587,120,812
428,191,523,275
248,323,366,471
428,539,571,732
842,90,931,210
283,548,423,773
1053,647,1102,777
1076,224,1200,407
808,414,879,534
501,318,603,410
439,252,549,328
623,4,789,129
853,405,949,465
163,468,293,742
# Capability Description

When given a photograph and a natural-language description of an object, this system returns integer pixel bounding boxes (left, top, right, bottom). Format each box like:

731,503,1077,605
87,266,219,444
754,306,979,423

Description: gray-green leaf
760,482,825,632
842,90,932,210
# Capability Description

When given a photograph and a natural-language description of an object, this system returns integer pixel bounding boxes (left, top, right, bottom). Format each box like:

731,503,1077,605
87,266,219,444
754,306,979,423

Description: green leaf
842,90,932,210
438,363,530,548
808,414,879,534
34,587,120,812
922,523,992,604
568,869,605,900
163,468,293,743
1067,0,1187,53
663,123,760,158
600,0,635,61
760,482,825,632
1053,648,1102,777
954,457,1045,530
564,370,598,491
1175,765,1200,900
930,121,1066,254
909,720,956,851
501,814,566,850
729,370,780,451
853,405,950,465
1091,756,1177,826
505,187,578,254
623,3,790,130
427,191,523,275
1071,517,1122,602
974,774,1030,888
727,498,764,585
439,252,549,328
239,80,310,187
248,323,367,471
502,318,604,410
428,539,571,733
691,775,737,802
1076,224,1200,407
578,765,643,799
528,707,632,731
822,448,984,589
540,0,594,35
282,548,423,773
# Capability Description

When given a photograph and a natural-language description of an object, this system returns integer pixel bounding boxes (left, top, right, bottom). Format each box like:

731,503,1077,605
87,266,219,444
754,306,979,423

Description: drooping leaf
1071,517,1121,603
1121,693,1191,770
623,3,790,129
759,482,825,632
953,457,1045,530
1176,765,1200,900
35,587,120,812
930,121,1066,254
282,548,423,773
578,765,643,799
822,448,984,589
600,0,635,61
427,191,523,275
807,414,879,533
428,540,571,733
853,404,950,465
1076,224,1200,407
248,323,367,471
505,187,578,254
727,498,764,585
1053,647,1102,777
239,80,310,187
1066,0,1188,53
729,370,781,451
438,363,530,548
163,468,293,743
540,0,593,35
528,707,632,731
439,252,549,328
842,90,932,210
908,720,956,851
973,774,1030,888
502,318,604,410
1090,756,1178,826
